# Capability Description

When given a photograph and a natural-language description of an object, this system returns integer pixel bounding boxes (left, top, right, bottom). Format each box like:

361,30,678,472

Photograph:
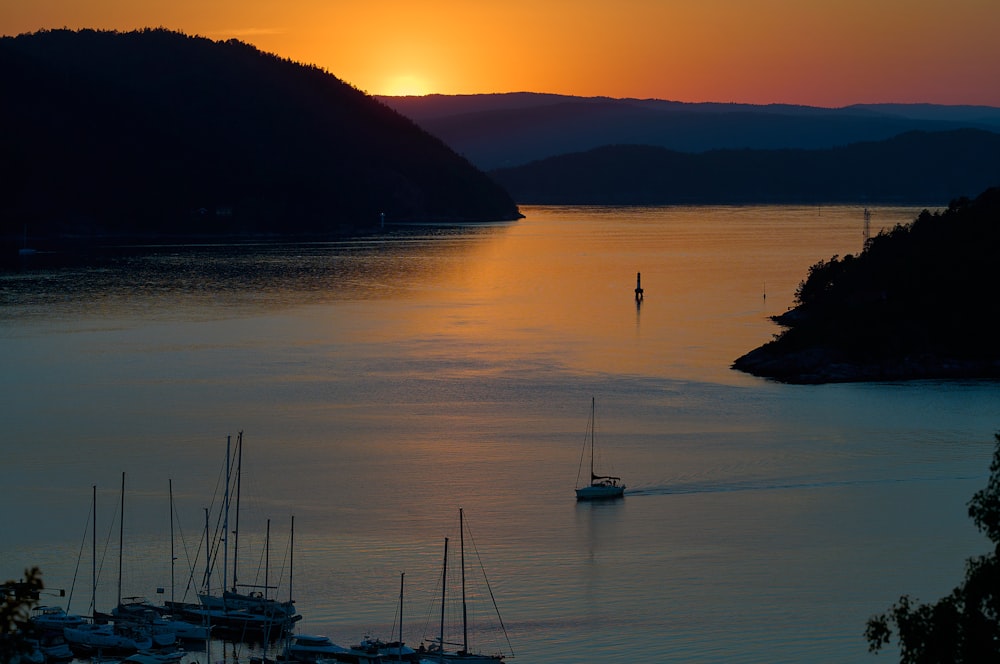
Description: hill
0,29,521,248
488,130,1000,205
379,93,1000,170
732,186,1000,383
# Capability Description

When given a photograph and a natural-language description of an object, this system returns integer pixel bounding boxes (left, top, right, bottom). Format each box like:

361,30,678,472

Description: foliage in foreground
0,567,43,664
865,433,1000,662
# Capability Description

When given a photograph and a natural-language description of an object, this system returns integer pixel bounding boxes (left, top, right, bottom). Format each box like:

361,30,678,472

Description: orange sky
4,0,999,107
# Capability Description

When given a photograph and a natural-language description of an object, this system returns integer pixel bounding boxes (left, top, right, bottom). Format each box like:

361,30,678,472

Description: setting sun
383,74,431,97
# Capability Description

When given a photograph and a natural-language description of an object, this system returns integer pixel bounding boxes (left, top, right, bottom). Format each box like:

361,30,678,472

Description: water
2,205,999,663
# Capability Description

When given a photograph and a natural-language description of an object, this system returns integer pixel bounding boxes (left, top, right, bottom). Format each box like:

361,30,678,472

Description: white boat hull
575,483,625,500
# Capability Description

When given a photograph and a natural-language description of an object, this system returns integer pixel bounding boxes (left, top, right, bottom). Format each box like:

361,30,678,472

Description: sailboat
169,433,299,641
420,509,512,663
64,483,155,655
574,397,625,501
351,572,418,662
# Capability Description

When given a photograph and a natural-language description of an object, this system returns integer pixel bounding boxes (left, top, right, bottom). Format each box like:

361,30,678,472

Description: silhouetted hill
488,130,1000,205
379,93,1000,170
0,29,521,247
732,186,1000,383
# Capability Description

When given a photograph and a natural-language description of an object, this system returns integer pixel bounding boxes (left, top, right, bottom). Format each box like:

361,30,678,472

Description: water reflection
5,205,998,664
0,225,514,322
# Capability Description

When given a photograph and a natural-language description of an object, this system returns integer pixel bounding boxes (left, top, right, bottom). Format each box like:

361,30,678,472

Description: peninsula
732,186,1000,383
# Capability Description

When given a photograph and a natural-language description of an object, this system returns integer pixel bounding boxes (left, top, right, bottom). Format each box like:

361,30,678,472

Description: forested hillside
489,130,1000,205
733,186,1000,383
0,29,521,247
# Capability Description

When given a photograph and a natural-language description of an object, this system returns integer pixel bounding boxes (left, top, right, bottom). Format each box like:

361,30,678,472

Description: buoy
634,272,644,301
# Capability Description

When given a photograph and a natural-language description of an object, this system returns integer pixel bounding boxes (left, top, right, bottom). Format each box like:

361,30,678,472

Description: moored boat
63,623,154,655
29,606,87,634
418,510,511,663
283,634,349,662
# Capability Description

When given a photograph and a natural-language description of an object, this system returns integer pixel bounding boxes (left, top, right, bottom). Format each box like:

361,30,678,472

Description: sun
383,74,431,97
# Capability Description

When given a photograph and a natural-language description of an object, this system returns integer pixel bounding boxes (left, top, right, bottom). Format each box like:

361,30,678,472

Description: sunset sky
4,0,999,107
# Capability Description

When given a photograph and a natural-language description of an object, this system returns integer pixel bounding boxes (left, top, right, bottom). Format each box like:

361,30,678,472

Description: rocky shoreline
732,344,1000,384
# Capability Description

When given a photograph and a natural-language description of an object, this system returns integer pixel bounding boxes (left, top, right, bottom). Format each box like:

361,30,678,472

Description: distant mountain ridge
0,29,521,247
378,93,1000,170
488,129,1000,205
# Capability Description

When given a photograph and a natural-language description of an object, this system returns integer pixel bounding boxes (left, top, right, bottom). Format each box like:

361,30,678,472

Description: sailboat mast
438,537,448,664
169,479,175,608
289,515,295,604
202,507,210,593
223,435,230,596
233,431,243,593
460,509,468,656
118,471,124,608
398,571,404,664
91,484,96,617
264,519,270,601
590,397,596,480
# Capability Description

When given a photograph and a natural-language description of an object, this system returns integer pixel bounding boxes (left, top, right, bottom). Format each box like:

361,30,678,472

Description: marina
3,205,1000,663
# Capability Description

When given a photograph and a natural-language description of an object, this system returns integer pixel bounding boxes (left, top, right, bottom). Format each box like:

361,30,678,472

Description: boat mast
118,471,124,609
232,431,243,593
264,519,270,601
289,515,295,605
590,397,596,481
169,479,175,608
222,435,230,597
460,509,468,656
438,537,448,664
202,507,210,593
91,484,96,617
398,571,404,664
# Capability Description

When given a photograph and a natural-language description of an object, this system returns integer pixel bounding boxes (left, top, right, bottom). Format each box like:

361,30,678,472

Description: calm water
3,205,999,663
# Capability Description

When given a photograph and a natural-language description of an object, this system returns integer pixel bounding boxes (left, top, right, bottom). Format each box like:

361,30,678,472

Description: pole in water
634,272,644,301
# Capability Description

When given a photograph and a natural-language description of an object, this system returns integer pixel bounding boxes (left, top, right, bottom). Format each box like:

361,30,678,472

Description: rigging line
66,492,94,613
576,420,590,487
203,450,234,592
464,521,514,657
96,484,122,601
171,489,204,603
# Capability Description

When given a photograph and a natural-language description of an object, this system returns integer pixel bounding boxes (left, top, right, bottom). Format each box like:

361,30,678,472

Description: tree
0,567,43,664
865,432,1000,661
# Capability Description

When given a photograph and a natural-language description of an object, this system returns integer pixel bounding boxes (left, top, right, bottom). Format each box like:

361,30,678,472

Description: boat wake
625,473,986,497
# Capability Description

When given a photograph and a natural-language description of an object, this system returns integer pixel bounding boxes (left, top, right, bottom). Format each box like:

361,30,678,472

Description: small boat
283,634,349,662
122,650,186,664
354,636,418,662
63,623,154,655
352,574,420,662
574,397,626,501
30,606,87,633
36,632,75,661
107,598,180,648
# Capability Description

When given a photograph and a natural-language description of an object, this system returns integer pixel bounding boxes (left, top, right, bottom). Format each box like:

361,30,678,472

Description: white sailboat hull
575,483,625,500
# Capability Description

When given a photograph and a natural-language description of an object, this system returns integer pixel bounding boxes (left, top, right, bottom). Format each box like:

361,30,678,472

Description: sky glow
3,0,999,106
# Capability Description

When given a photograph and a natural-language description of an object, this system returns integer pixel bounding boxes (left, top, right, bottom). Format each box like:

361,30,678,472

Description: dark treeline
733,186,1000,383
0,28,520,247
489,131,1000,205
